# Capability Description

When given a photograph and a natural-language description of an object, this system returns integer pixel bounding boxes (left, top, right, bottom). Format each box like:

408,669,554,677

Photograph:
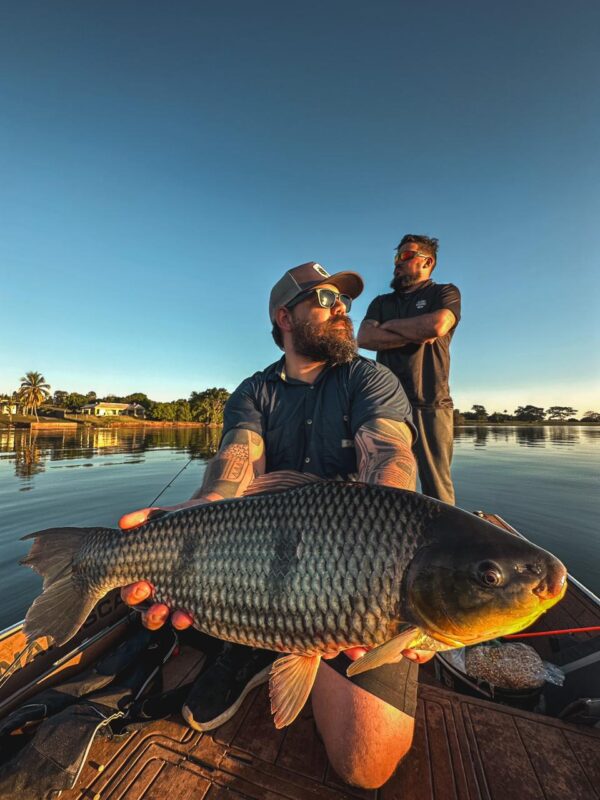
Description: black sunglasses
287,287,352,313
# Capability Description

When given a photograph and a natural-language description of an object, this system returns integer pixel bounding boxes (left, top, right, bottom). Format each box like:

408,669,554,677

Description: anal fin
269,653,321,729
346,627,419,678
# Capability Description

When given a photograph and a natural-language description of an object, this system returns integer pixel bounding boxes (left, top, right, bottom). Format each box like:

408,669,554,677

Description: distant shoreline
0,416,220,430
455,420,599,427
2,416,598,431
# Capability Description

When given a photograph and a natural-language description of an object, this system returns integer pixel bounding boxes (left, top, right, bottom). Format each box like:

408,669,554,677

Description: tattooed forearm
355,419,417,490
193,429,265,500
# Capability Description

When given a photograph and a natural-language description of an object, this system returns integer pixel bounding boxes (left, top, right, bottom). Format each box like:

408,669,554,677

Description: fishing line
147,457,195,507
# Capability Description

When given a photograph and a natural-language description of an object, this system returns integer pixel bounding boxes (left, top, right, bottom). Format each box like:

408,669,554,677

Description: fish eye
477,561,504,588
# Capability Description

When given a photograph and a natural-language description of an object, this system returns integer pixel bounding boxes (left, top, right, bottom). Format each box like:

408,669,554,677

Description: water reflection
454,425,596,449
0,425,221,485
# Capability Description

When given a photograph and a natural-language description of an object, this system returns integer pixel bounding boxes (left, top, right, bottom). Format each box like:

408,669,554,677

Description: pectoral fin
269,653,321,729
346,627,419,678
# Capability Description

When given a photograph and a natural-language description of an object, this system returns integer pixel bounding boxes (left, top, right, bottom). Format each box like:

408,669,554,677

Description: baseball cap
269,262,364,323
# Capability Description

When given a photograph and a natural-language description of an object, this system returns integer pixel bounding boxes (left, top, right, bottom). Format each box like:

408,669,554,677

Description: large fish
20,472,567,727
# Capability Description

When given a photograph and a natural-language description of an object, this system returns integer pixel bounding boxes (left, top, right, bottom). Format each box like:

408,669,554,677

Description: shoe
181,643,277,731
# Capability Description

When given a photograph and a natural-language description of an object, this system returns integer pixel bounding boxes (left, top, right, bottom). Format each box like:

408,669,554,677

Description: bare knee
311,662,415,789
326,735,412,789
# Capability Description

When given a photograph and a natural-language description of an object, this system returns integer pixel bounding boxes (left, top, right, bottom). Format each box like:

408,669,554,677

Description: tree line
456,405,600,423
0,372,230,425
3,373,599,426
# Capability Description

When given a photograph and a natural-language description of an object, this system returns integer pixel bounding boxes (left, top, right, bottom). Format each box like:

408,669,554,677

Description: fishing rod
147,457,195,507
504,625,600,639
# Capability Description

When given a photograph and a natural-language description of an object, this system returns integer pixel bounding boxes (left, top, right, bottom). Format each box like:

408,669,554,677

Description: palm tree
19,371,51,421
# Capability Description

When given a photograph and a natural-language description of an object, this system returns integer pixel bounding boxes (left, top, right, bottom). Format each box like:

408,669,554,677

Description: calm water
0,424,598,632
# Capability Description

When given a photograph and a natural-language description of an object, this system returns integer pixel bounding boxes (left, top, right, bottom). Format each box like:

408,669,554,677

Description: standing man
358,235,461,504
119,261,432,789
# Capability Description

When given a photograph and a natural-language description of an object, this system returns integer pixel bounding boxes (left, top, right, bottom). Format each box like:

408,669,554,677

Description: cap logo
312,264,330,279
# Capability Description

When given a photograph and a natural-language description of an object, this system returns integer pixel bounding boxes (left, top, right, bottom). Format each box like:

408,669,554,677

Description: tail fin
21,528,106,647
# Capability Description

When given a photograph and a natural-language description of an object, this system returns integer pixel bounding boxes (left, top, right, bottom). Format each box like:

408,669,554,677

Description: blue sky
2,1,599,415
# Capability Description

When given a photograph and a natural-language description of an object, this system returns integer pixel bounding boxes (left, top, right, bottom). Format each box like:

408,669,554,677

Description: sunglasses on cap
395,249,431,262
287,287,353,313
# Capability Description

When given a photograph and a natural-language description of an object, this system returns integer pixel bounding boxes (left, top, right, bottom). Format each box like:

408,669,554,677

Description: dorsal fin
243,470,323,497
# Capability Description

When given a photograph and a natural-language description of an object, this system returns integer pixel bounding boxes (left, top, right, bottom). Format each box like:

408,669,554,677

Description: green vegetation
1,373,231,426
18,372,51,420
455,405,599,425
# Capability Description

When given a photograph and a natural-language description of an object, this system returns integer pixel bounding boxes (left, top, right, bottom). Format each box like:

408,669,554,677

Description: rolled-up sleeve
349,360,417,441
222,378,264,439
439,284,461,327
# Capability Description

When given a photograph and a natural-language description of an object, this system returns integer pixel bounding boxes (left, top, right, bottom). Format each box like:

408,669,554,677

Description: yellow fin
346,627,419,678
269,653,321,729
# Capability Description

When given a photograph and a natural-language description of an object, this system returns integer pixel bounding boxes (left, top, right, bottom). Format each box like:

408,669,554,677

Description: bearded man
358,235,461,505
119,262,432,789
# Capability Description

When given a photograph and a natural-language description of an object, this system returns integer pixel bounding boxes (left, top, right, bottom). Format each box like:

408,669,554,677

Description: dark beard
390,274,424,291
290,316,357,364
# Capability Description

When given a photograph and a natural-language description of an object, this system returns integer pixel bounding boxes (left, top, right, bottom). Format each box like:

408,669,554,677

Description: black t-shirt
364,281,461,409
222,356,415,479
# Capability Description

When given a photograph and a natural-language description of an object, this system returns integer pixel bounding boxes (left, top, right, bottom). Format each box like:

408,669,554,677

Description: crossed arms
357,309,456,352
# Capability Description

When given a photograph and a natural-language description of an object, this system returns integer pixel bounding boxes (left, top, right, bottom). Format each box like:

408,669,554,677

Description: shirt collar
394,279,433,297
270,356,334,386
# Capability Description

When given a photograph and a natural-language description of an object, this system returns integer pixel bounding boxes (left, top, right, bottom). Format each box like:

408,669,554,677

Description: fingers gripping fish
20,471,567,728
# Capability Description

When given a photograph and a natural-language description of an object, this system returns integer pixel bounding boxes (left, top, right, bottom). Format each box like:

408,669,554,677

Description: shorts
325,653,418,718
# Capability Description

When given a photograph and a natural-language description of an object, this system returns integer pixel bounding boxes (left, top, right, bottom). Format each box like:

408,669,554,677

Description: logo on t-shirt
416,300,427,309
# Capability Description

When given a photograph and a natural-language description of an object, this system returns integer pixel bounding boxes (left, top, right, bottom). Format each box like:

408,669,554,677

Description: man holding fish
120,261,432,788
24,263,565,791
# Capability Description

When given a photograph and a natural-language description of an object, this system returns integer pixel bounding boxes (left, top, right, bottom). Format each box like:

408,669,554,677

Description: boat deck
4,512,599,800
60,649,600,800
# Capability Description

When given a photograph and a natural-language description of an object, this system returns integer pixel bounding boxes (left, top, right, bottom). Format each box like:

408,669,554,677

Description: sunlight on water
0,424,598,631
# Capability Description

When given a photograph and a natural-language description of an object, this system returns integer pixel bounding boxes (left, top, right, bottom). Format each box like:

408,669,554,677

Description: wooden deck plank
229,685,286,763
276,709,329,782
562,730,600,797
117,759,166,800
426,699,460,800
379,698,434,799
515,717,598,800
464,703,544,799
191,732,353,800
123,760,211,800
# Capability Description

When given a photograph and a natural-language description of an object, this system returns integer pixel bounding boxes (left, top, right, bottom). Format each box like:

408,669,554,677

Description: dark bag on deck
0,624,177,800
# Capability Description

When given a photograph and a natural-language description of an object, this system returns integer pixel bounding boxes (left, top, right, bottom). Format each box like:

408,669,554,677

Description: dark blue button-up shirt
222,356,415,479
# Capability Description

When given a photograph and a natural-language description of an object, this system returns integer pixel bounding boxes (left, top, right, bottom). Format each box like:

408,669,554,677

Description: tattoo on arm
355,419,417,490
194,429,265,500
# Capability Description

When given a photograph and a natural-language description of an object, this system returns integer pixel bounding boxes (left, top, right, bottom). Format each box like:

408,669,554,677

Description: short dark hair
271,322,284,349
397,234,439,267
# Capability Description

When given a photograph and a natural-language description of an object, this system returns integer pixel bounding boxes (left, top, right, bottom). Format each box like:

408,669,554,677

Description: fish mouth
533,567,568,603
